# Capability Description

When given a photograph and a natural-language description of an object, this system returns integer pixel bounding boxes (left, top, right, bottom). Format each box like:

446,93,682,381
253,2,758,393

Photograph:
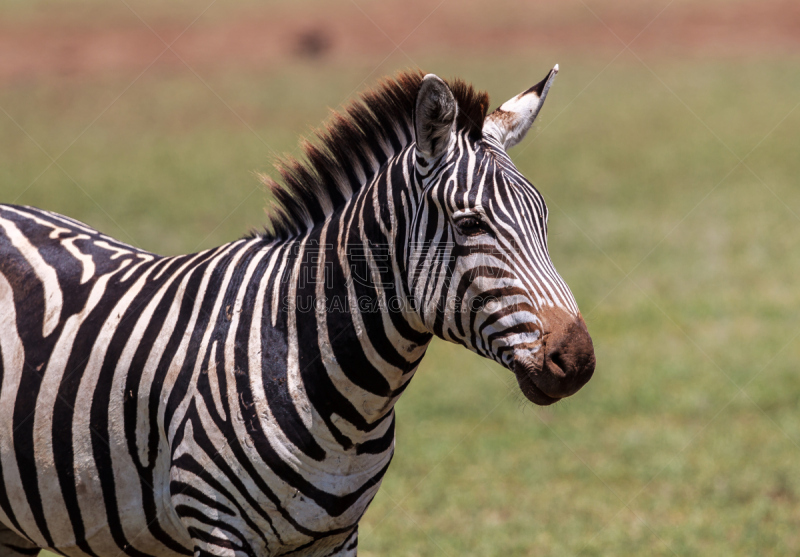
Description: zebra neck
275,182,432,447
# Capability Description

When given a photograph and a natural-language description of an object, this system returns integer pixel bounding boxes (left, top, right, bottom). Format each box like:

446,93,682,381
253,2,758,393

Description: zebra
0,66,595,557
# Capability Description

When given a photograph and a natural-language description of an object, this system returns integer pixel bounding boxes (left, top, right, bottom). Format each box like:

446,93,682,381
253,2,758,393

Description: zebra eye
455,215,487,236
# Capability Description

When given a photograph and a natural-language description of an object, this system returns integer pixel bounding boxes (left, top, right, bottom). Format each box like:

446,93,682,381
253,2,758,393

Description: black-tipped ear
414,74,457,161
483,64,558,150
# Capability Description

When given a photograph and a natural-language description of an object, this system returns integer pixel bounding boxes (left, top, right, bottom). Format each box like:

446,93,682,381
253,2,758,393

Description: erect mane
255,70,490,241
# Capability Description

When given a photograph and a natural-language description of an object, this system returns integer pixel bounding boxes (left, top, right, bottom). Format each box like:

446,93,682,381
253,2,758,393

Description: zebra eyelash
453,214,491,237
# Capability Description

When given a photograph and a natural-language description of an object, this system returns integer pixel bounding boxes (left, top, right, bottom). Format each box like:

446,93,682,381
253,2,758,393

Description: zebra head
407,66,595,405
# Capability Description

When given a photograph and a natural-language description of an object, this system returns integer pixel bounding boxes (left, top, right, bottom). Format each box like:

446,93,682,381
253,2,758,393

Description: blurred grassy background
2,0,800,555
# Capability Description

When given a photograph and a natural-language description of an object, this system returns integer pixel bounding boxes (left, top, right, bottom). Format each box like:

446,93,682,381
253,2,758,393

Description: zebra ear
414,74,458,162
483,64,558,150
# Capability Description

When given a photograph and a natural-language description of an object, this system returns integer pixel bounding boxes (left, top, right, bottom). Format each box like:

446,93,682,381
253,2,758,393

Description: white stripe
0,216,63,337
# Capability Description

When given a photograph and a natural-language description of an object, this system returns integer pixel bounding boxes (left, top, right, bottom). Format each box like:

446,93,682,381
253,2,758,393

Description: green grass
3,51,800,556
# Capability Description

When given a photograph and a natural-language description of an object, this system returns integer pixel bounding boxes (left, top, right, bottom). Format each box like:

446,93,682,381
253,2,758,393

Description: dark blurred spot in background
294,27,333,59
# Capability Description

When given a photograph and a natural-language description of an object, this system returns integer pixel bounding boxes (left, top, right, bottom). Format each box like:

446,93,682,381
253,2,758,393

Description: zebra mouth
512,357,561,406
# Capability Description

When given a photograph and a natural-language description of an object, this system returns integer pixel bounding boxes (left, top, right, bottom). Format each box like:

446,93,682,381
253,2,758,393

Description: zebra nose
539,312,595,398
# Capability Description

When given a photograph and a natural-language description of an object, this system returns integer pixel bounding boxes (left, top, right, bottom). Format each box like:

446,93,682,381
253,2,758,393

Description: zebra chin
511,352,560,406
510,313,596,406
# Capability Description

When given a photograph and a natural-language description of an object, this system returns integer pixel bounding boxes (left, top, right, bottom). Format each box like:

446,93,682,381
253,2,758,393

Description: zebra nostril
536,312,595,398
544,350,567,379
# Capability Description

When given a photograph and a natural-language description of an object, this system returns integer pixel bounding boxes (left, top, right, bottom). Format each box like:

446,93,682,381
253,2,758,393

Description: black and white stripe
0,68,593,557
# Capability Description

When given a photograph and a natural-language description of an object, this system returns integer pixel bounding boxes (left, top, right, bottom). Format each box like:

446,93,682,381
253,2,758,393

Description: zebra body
0,68,595,556
0,205,410,556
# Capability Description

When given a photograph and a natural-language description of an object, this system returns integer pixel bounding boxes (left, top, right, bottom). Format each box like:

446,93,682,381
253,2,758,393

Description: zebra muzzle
512,311,595,405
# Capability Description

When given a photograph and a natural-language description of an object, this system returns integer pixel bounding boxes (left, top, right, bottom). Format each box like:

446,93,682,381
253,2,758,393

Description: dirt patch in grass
1,0,798,82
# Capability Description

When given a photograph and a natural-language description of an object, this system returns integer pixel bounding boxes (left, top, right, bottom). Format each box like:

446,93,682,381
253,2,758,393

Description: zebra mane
255,70,490,240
